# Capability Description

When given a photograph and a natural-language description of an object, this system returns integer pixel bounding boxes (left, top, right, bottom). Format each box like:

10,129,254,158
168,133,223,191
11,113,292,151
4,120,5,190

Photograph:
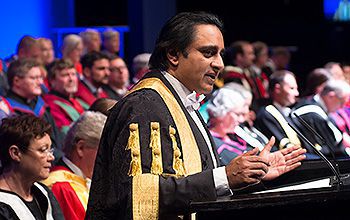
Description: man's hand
261,139,307,181
225,137,275,190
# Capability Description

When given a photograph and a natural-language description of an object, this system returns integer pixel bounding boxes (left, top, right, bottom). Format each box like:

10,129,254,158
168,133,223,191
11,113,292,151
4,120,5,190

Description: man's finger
260,136,275,155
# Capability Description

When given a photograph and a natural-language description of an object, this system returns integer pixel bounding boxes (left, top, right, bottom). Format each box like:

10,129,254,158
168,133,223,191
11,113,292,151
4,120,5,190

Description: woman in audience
62,34,84,75
207,88,253,165
0,114,64,219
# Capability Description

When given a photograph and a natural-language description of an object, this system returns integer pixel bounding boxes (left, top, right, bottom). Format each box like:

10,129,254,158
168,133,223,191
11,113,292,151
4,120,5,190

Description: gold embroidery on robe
132,174,159,220
150,122,163,175
128,77,202,175
126,123,142,176
169,126,186,177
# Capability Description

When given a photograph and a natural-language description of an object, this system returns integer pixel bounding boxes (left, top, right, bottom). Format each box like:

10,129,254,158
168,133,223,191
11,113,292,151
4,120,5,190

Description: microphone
287,112,350,186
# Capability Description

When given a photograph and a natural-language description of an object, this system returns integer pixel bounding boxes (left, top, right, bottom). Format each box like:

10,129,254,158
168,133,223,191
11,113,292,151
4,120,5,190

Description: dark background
75,0,350,91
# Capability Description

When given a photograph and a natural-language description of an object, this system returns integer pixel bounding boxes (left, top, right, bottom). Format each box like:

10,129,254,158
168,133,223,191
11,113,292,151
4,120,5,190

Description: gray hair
61,34,83,58
207,88,245,118
223,82,253,101
321,79,350,97
102,28,119,41
63,111,107,155
132,53,151,73
80,28,100,41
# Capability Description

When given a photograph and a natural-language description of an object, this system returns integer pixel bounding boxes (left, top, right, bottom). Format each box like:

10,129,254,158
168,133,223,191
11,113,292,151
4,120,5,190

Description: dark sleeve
255,108,288,147
86,89,216,219
0,203,20,220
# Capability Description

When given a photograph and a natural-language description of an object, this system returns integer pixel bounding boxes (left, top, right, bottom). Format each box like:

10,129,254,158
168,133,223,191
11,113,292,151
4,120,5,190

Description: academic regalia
43,157,90,220
211,131,252,165
255,103,303,150
4,91,64,154
43,91,84,134
75,78,108,108
86,70,220,219
291,96,348,158
0,182,64,220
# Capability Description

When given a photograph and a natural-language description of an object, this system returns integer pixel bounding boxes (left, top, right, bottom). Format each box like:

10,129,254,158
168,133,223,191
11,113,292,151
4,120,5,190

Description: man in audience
221,40,268,112
263,46,291,76
75,51,110,107
292,79,350,158
80,28,102,55
4,58,63,158
43,59,84,134
255,70,302,150
43,111,107,220
102,55,130,100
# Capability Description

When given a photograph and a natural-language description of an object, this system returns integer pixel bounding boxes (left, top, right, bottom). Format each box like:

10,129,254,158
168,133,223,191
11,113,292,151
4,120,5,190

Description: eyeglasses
26,147,55,157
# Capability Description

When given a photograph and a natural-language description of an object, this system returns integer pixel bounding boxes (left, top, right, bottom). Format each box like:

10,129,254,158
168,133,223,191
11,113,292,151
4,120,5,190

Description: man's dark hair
268,70,296,95
149,11,223,71
7,58,40,87
47,59,75,81
0,114,52,170
223,40,250,66
81,51,110,69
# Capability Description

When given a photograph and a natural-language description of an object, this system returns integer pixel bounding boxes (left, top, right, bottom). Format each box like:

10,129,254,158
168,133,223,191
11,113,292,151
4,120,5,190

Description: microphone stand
287,113,350,187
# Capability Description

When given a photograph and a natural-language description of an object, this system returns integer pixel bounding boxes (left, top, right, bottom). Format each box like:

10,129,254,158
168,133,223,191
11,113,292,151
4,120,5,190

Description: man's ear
274,83,281,94
13,76,21,88
167,50,179,67
9,145,22,163
76,139,86,158
83,67,91,79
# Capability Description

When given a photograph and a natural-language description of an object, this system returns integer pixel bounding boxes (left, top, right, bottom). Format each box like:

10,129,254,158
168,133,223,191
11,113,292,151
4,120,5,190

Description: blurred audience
62,34,84,75
101,28,120,57
75,51,110,107
102,55,130,100
80,28,102,55
43,59,84,134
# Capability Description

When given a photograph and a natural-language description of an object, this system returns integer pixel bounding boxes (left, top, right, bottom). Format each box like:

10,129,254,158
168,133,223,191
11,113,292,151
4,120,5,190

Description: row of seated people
200,69,350,165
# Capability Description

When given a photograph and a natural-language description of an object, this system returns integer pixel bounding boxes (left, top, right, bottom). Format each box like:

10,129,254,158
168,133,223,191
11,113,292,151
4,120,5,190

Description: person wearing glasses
4,58,63,161
0,114,64,220
43,111,107,220
101,55,130,101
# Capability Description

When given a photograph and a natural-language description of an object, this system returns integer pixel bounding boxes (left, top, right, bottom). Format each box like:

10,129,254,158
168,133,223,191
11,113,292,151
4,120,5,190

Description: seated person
5,58,63,159
255,70,302,150
207,88,253,165
0,114,64,219
224,82,270,150
43,111,107,220
292,79,350,158
43,59,84,134
75,51,110,107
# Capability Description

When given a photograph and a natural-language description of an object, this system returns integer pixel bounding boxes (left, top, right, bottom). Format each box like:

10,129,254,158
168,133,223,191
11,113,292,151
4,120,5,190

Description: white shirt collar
313,94,328,113
273,101,291,117
62,156,86,178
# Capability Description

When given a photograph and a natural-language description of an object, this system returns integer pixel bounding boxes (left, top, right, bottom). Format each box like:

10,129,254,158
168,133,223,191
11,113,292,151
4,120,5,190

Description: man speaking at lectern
86,11,306,219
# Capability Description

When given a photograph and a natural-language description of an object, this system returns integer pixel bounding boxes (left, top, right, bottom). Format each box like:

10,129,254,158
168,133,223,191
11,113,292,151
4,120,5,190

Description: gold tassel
150,122,163,175
169,126,186,177
126,123,142,176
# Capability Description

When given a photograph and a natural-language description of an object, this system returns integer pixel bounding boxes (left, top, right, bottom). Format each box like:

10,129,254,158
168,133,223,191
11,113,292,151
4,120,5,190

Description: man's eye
202,50,215,58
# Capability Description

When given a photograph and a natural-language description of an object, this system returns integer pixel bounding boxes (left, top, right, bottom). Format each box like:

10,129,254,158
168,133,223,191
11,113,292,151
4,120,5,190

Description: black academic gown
291,97,348,158
85,71,221,219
